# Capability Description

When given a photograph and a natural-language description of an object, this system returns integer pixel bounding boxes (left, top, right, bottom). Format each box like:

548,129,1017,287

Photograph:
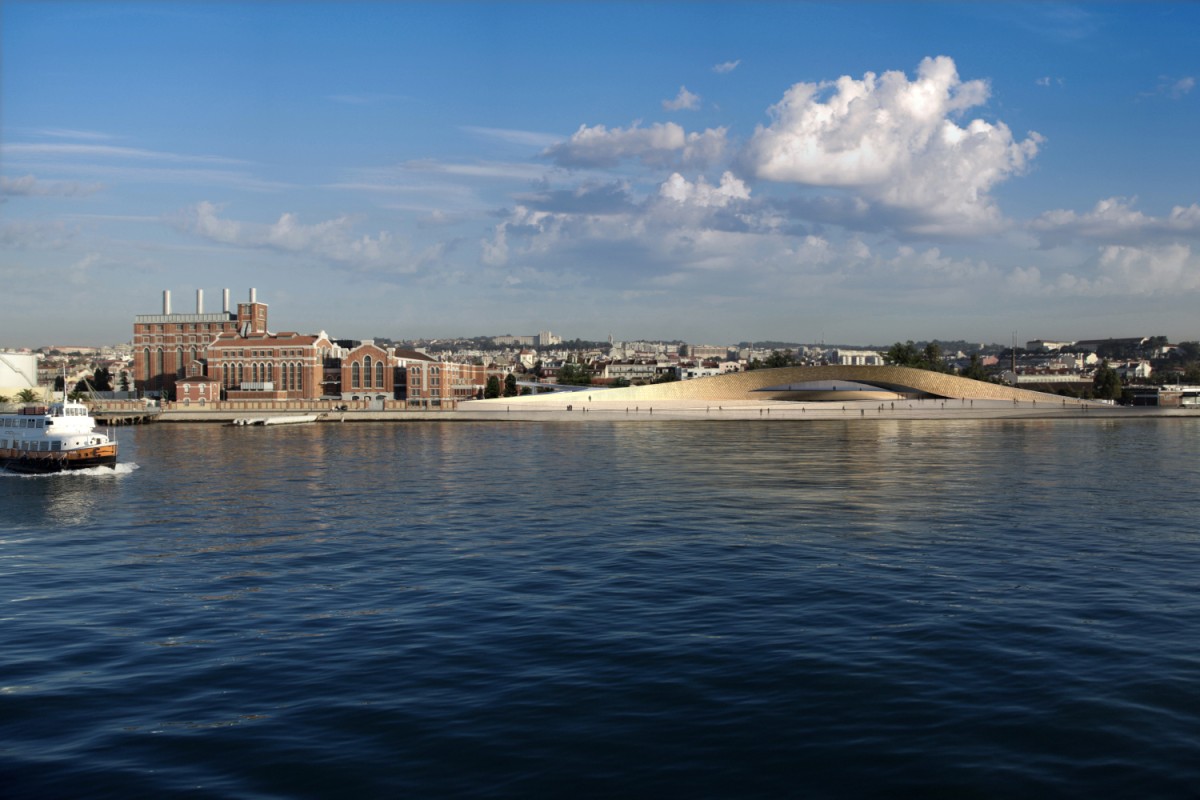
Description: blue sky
3,2,1199,348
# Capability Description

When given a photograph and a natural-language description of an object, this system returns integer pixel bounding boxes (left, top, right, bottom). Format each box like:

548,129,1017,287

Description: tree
1177,341,1200,361
960,353,989,381
92,366,113,392
652,370,680,384
120,373,130,392
1093,361,1122,400
886,340,951,373
764,349,797,368
885,341,922,368
54,375,65,392
17,389,38,403
503,373,518,397
923,342,945,371
557,362,592,386
484,375,501,399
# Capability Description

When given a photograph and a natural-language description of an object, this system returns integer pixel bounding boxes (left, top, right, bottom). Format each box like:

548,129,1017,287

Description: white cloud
1171,77,1196,98
742,56,1041,234
1006,243,1200,298
542,122,727,169
178,201,413,272
713,60,741,74
663,86,701,111
1061,244,1200,296
659,171,749,208
1033,197,1200,244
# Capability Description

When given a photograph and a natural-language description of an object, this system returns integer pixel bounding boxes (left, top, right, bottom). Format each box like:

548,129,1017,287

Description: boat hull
1,444,119,474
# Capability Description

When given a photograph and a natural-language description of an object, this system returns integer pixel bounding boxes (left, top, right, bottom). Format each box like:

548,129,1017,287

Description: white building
831,349,886,366
0,352,44,400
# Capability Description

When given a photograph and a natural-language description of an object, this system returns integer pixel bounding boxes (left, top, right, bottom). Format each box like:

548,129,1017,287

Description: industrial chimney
163,289,171,315
196,289,204,314
250,287,257,303
223,288,230,313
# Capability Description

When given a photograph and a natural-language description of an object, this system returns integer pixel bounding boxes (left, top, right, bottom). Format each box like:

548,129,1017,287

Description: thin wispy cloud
1,174,104,197
326,92,406,105
460,126,561,148
1138,75,1196,100
713,60,740,74
38,128,117,141
4,142,248,165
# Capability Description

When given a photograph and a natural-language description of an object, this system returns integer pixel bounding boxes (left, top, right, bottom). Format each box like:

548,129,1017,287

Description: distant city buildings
135,289,487,407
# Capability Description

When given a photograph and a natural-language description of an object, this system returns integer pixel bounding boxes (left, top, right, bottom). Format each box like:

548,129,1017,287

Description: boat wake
0,463,139,479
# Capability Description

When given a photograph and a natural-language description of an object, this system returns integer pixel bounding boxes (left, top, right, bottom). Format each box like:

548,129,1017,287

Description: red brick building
206,330,333,401
405,360,488,407
133,288,269,396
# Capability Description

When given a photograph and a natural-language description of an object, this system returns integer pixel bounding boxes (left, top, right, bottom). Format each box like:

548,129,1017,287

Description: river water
3,419,1199,797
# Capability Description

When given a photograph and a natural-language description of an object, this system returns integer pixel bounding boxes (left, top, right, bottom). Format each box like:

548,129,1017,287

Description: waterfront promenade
143,397,1193,423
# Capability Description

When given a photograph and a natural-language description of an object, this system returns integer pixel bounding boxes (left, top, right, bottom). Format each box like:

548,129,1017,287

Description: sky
3,1,1199,348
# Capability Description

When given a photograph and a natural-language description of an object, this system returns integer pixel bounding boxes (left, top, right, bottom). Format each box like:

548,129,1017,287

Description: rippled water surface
3,419,1200,798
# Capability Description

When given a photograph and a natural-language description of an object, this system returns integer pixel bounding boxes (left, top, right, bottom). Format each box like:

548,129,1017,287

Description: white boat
0,400,119,474
230,414,323,426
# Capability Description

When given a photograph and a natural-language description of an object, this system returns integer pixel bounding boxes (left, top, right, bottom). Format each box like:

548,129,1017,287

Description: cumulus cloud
1005,242,1200,298
178,201,413,272
659,171,750,208
742,56,1042,233
713,60,741,74
1058,244,1200,296
663,86,701,111
542,122,727,169
1033,197,1200,245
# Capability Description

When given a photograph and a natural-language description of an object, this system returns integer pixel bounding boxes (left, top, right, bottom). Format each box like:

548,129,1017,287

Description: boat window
51,441,61,451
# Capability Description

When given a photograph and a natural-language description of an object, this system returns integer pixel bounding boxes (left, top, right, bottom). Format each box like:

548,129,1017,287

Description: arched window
375,361,384,388
363,356,373,387
155,349,164,381
352,362,361,389
143,348,152,380
176,347,184,377
297,364,303,392
288,363,296,391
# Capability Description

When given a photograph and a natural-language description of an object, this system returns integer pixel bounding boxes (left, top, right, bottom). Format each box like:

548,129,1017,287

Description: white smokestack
250,287,257,303
163,290,171,315
223,288,230,313
196,289,204,314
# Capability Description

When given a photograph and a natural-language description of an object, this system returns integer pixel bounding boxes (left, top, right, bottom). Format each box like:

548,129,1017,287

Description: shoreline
147,399,1198,423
